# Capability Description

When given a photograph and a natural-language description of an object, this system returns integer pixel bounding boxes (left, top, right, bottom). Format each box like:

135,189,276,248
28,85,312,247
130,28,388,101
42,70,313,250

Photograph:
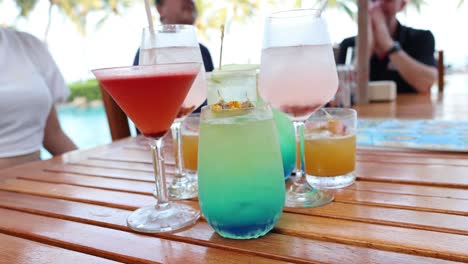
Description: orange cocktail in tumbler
304,134,356,177
181,113,200,175
93,63,201,233
182,133,198,171
304,108,357,189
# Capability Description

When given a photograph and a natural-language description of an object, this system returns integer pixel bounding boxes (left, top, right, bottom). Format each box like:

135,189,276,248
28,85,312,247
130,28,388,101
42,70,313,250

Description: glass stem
150,138,169,208
171,121,185,178
293,121,306,185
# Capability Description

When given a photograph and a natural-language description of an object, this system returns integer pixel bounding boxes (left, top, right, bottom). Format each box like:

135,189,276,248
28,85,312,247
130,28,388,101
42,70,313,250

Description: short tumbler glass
304,108,357,189
181,113,200,182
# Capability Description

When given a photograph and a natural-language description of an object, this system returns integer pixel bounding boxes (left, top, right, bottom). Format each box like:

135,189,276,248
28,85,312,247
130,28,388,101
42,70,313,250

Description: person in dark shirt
134,44,213,73
337,0,437,94
133,0,214,112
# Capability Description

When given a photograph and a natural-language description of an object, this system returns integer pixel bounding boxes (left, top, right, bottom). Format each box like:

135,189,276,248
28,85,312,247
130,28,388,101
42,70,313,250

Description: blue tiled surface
358,119,468,152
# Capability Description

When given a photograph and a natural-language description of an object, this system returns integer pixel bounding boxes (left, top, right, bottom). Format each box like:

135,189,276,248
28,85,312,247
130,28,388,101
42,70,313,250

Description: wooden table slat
276,213,468,262
41,162,468,216
89,148,156,164
6,174,468,232
350,181,468,200
71,158,468,198
1,179,467,262
73,159,153,172
0,178,153,210
0,208,287,264
0,233,120,264
16,172,468,236
356,149,468,165
332,188,468,216
19,171,154,195
0,191,459,264
356,162,468,188
286,202,468,236
356,148,468,159
11,172,468,219
45,164,156,182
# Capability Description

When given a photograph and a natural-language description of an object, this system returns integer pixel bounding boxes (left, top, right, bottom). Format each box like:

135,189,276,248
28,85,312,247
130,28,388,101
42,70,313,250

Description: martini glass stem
150,138,169,208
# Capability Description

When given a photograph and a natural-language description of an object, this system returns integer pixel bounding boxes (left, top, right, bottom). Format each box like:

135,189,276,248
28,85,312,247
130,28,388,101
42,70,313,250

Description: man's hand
369,3,394,55
364,0,437,93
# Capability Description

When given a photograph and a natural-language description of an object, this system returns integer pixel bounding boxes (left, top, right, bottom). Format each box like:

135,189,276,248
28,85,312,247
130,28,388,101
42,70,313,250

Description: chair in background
437,50,445,93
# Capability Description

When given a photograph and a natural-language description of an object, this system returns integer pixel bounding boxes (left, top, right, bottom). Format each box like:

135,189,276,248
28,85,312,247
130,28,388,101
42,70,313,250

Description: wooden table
354,73,468,120
0,135,467,263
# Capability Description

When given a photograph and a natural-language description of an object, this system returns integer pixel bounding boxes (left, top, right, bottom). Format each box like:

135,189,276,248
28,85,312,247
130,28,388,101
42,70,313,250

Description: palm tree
13,0,38,17
11,0,134,42
51,0,134,36
8,0,462,43
328,0,356,19
406,0,426,13
195,0,262,40
328,0,428,20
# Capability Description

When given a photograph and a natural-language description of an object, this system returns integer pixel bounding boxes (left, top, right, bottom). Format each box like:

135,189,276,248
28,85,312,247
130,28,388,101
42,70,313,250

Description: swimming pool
41,105,113,159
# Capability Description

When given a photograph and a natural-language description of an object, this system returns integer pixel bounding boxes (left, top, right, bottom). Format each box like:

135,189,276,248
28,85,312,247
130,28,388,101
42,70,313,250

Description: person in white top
0,27,76,170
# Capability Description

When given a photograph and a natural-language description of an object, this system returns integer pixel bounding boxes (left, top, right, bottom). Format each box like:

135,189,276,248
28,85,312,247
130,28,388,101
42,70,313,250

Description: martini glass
258,9,338,207
92,62,201,233
140,25,206,199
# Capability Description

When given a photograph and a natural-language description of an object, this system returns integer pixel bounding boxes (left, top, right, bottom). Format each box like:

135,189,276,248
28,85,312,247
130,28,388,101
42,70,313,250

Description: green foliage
67,79,101,102
14,0,38,17
408,0,426,13
13,0,135,36
195,0,262,40
328,0,356,20
53,0,134,36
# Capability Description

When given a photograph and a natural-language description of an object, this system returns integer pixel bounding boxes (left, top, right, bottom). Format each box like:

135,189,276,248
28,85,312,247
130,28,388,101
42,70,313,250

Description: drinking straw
321,108,334,120
144,0,155,33
219,24,225,70
318,0,328,12
309,0,327,11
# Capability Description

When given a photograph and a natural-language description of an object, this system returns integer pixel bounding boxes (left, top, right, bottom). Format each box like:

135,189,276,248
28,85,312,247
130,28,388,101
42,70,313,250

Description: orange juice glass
182,113,200,181
304,108,357,189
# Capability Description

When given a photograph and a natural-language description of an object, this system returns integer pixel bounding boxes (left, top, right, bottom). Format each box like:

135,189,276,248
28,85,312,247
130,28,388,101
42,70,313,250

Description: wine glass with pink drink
258,8,339,208
92,62,201,233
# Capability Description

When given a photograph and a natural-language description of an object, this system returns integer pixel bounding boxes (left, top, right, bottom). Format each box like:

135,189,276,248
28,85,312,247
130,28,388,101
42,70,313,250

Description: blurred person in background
0,27,77,170
337,0,437,94
133,0,214,72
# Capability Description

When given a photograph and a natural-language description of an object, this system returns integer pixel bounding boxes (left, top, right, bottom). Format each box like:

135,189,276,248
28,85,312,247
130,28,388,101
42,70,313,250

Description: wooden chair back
437,50,445,93
99,85,131,141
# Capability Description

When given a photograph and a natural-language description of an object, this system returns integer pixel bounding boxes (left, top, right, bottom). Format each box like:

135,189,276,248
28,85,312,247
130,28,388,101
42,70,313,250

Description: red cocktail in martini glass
93,62,201,233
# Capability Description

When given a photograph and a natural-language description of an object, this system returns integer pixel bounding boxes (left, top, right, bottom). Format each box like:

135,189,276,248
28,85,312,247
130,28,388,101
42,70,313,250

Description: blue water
357,119,468,152
41,105,114,159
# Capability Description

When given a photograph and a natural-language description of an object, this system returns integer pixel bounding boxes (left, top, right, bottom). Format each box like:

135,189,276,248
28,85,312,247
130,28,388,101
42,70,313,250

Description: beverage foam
305,131,356,140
